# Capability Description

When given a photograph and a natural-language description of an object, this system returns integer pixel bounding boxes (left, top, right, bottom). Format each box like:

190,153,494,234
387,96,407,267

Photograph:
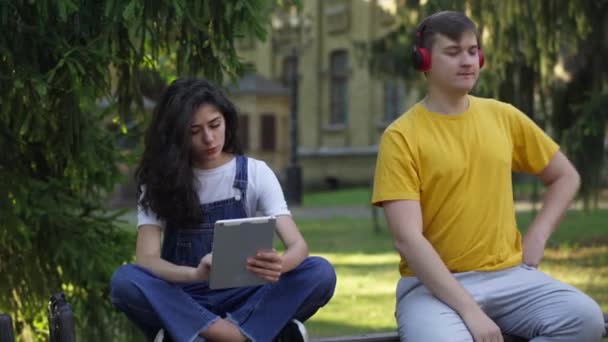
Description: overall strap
232,155,248,196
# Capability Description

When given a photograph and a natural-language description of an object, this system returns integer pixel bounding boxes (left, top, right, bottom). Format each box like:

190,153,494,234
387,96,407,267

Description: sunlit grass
306,251,400,336
540,245,608,312
294,218,399,336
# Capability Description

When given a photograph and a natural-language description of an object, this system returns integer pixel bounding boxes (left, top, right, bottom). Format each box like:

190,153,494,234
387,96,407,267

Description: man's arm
383,200,503,342
523,151,580,267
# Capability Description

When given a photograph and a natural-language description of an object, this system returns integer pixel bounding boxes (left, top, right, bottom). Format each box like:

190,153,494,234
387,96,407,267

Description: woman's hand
247,249,283,282
191,253,213,282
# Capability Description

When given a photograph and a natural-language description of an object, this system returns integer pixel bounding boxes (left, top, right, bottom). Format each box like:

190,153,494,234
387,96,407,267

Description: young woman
110,78,336,342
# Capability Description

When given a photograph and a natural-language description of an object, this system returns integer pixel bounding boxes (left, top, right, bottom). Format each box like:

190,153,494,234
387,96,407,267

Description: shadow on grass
297,218,395,255
300,210,608,256
307,319,396,338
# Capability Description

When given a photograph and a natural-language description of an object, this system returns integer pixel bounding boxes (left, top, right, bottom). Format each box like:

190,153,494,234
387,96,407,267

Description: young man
372,11,605,342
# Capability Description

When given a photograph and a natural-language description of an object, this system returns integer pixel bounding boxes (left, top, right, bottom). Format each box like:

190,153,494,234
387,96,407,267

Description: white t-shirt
137,157,291,229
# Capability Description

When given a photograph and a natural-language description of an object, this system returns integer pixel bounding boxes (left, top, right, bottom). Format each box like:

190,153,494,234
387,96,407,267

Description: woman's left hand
247,249,283,282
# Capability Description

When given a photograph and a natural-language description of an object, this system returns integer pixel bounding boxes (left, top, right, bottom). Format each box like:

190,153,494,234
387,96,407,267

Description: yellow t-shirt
372,95,559,276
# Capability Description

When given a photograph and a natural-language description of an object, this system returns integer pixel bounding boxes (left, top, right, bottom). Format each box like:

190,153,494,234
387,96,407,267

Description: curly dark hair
135,78,241,225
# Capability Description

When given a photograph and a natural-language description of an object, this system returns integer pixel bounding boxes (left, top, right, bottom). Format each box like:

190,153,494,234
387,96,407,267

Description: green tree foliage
0,0,269,340
368,0,607,207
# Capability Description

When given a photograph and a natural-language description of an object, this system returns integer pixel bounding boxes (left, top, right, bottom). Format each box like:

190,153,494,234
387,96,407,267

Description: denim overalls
111,155,336,342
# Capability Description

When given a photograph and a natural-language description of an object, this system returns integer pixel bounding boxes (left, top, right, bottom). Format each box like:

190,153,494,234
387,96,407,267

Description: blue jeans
111,256,335,341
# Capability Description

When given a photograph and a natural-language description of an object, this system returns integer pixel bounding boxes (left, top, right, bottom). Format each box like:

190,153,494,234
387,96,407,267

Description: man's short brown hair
416,11,480,52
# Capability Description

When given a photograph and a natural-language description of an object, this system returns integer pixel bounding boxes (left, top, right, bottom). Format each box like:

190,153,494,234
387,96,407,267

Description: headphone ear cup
412,48,423,70
419,47,431,72
478,48,485,69
413,47,431,72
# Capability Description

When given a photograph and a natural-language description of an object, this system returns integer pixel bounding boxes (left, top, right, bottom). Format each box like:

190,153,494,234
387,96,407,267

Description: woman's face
189,104,229,169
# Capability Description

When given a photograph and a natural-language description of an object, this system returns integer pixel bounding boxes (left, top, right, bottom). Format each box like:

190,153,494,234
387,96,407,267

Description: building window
238,114,250,151
282,55,297,86
325,1,350,34
260,113,276,151
383,80,405,123
330,50,349,125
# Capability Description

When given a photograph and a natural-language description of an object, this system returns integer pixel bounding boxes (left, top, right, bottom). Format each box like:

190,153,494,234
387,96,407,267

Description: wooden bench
313,314,608,342
313,332,526,342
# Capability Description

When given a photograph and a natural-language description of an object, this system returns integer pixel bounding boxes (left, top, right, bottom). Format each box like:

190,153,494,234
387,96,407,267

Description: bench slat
311,313,608,342
312,332,528,342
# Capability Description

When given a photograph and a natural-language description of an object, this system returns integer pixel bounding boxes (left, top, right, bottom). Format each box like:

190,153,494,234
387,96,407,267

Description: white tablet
209,216,276,290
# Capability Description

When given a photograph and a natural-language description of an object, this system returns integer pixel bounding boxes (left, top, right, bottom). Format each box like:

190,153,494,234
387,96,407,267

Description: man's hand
522,230,547,268
522,151,580,268
247,249,283,282
461,308,504,342
191,253,213,282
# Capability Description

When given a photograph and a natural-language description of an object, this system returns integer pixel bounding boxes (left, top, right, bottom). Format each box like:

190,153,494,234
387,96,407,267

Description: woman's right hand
191,253,213,282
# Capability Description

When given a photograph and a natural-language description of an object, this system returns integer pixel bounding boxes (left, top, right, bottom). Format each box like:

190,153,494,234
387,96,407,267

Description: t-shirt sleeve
137,186,165,229
253,161,291,217
372,127,421,206
507,105,560,174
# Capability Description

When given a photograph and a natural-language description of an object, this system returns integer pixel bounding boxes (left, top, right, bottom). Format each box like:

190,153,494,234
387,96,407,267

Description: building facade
228,73,291,173
237,0,420,189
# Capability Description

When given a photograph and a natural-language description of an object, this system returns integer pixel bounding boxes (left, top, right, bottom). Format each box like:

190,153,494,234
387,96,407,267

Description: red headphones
412,23,485,72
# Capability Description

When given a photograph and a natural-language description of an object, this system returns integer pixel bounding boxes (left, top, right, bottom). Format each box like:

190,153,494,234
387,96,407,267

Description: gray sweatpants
396,264,605,341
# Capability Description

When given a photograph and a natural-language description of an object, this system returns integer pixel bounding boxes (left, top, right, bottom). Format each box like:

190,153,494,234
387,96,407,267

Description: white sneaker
275,319,309,342
153,328,165,342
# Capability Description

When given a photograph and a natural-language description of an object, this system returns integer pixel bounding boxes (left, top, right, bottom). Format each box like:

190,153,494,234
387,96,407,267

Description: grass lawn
300,182,606,207
302,187,371,207
297,209,608,338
